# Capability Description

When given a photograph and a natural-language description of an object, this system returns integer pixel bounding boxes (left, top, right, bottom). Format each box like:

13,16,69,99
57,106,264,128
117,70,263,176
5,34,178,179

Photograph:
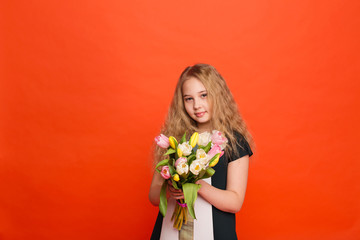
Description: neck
197,122,212,133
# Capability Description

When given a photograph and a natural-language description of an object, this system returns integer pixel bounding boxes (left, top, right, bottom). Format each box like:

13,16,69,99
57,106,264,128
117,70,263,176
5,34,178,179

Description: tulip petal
173,174,180,182
189,132,199,148
169,136,178,149
177,147,182,158
209,154,220,167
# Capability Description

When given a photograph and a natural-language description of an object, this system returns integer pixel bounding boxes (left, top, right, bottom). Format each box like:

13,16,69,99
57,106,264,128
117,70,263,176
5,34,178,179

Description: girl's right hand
167,180,184,200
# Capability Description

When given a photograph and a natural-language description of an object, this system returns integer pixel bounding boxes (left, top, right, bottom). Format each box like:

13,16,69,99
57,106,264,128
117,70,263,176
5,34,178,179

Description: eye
184,97,193,102
201,93,207,98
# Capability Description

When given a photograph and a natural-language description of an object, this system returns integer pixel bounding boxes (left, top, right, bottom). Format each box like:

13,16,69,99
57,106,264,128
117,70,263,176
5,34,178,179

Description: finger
173,188,182,193
168,186,182,193
169,191,183,197
173,195,184,200
171,192,183,196
169,187,182,192
171,192,184,197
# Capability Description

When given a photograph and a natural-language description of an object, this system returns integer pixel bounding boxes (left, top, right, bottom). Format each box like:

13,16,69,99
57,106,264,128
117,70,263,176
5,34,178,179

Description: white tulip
198,131,211,146
178,142,193,156
190,160,205,175
176,159,189,175
196,148,207,160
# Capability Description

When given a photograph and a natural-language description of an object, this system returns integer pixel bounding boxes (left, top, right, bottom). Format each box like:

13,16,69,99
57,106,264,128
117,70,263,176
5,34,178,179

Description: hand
167,180,184,200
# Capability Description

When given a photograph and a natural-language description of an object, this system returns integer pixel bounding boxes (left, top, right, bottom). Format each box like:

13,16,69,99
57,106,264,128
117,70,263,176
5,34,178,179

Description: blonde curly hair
154,63,254,163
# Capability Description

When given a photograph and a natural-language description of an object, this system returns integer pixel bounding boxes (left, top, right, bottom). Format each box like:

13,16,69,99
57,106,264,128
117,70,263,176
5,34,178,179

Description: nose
193,99,200,109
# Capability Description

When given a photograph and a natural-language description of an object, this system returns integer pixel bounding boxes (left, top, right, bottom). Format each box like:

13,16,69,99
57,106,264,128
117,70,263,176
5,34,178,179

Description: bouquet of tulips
154,130,228,230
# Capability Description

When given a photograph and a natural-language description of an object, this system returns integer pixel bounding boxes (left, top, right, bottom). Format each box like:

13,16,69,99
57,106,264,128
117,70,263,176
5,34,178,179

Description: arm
197,155,249,213
149,170,164,206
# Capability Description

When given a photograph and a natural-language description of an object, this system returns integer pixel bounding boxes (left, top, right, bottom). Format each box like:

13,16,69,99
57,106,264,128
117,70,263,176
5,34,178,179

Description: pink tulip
175,157,187,168
160,166,171,179
211,130,227,146
208,144,224,159
155,134,170,148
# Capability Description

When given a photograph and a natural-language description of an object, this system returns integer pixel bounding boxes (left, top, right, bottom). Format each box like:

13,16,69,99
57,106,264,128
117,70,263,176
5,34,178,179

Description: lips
195,112,205,117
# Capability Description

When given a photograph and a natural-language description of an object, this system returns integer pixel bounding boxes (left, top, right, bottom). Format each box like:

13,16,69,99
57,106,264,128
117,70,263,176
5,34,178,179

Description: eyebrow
183,90,207,97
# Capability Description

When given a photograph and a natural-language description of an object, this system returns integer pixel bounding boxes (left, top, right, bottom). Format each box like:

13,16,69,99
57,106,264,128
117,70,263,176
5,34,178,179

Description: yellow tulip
189,132,199,148
169,136,178,149
209,155,220,167
177,147,183,157
173,174,180,182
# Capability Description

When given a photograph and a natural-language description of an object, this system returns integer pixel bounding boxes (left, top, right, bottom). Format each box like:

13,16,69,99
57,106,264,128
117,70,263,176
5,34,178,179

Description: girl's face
182,77,212,131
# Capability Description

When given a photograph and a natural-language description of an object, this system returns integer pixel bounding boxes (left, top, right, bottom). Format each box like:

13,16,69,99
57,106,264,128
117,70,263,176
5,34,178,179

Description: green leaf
203,142,212,153
183,183,201,219
187,154,196,165
159,181,168,217
198,169,207,179
155,159,169,169
200,167,215,179
164,148,176,156
180,132,187,144
170,178,180,190
168,163,180,189
168,164,176,176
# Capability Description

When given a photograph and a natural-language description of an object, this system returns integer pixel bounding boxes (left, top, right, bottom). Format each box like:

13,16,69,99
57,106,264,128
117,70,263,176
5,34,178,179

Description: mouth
195,112,206,117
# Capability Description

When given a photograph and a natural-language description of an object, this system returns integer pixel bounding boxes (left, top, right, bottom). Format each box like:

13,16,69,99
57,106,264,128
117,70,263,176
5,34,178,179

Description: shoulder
228,131,253,161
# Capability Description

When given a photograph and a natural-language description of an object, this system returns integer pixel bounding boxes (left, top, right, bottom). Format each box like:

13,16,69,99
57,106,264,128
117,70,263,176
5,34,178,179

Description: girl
149,64,254,240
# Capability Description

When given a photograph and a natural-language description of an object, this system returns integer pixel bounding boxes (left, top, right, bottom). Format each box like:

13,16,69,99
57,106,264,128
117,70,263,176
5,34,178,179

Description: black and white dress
151,133,253,240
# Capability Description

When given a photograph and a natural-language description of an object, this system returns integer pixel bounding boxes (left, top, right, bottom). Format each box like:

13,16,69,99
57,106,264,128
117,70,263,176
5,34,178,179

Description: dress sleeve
229,132,253,162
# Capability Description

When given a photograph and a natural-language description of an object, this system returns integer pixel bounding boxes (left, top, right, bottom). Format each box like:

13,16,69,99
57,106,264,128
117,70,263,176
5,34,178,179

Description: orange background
1,0,360,239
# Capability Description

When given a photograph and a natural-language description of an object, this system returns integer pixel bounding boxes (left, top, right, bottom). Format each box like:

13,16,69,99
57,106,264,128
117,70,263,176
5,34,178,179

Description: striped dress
151,133,253,240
